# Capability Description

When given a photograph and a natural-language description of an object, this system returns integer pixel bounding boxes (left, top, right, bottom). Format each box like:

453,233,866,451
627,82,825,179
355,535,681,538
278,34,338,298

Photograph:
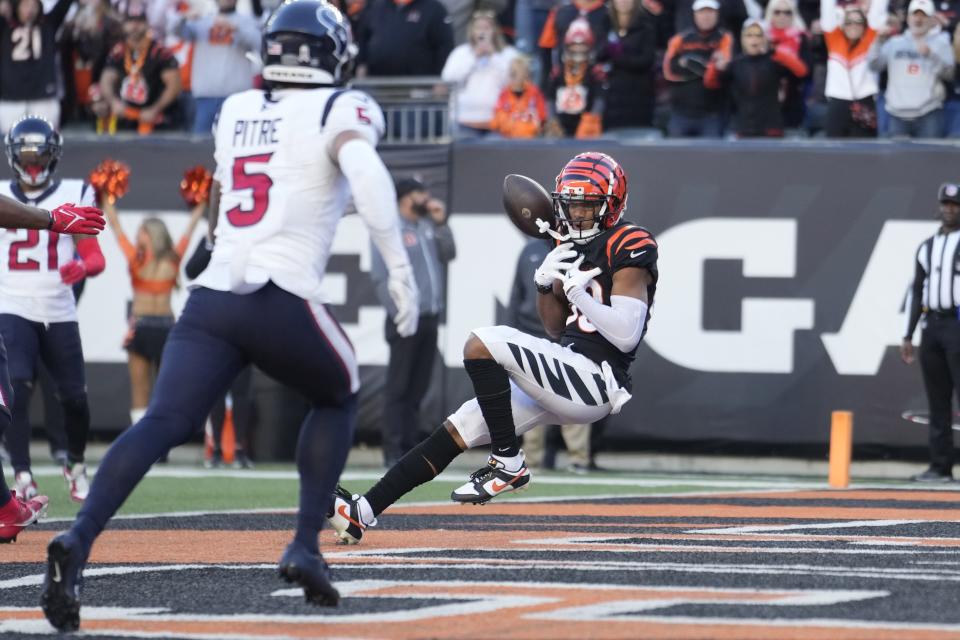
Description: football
502,174,556,238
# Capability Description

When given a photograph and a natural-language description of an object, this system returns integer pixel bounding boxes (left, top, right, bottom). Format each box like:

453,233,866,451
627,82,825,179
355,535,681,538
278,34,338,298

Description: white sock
357,496,376,525
492,451,525,472
130,408,147,425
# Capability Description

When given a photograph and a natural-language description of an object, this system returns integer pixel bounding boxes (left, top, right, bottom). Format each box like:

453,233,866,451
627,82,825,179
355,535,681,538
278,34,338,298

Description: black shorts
125,315,174,364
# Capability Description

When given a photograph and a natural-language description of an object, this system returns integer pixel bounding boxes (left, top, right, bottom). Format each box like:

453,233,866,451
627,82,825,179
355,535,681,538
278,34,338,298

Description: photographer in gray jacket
370,178,457,467
869,0,955,138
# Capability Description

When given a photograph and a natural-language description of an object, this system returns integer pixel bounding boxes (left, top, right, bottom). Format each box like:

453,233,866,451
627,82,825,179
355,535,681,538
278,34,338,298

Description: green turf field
28,464,860,519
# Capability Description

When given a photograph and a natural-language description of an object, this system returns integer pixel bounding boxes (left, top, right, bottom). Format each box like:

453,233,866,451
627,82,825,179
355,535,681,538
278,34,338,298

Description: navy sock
61,395,90,465
365,424,463,517
72,411,192,556
463,358,518,458
293,398,356,554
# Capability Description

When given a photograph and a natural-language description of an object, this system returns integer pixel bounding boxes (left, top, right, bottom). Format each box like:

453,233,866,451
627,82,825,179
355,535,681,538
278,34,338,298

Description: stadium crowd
0,0,953,139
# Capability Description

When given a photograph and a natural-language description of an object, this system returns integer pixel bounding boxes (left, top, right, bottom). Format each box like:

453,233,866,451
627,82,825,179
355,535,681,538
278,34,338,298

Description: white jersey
0,179,94,323
194,87,386,302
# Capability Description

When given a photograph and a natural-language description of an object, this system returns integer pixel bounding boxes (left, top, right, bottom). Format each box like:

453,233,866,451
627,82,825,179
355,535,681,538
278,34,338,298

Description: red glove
59,237,105,284
48,203,106,235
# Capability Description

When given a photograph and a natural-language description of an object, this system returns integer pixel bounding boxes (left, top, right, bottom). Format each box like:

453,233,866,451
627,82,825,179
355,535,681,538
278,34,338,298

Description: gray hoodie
869,29,955,119
171,11,261,98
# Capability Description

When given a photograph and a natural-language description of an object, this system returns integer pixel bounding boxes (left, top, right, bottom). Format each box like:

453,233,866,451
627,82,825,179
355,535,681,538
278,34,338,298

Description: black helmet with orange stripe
552,152,628,244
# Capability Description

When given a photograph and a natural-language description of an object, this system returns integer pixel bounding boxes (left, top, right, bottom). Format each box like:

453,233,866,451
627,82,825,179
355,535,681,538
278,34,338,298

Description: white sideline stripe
26,464,960,493
0,564,277,590
594,615,960,632
39,487,829,524
24,465,825,487
0,618,360,640
320,558,960,581
0,624,322,640
689,520,934,535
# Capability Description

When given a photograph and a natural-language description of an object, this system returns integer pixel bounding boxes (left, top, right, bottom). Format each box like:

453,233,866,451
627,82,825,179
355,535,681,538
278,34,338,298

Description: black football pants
919,314,960,474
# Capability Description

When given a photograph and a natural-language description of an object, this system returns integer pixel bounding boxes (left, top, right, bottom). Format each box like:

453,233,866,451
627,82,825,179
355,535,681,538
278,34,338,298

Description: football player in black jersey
328,152,658,544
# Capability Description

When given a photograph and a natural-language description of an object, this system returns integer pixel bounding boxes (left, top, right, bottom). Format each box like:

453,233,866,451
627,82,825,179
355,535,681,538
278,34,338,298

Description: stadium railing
352,76,455,145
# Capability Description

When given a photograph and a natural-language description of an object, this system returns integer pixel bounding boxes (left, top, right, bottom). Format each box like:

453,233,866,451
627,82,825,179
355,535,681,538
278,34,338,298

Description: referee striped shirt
905,228,960,338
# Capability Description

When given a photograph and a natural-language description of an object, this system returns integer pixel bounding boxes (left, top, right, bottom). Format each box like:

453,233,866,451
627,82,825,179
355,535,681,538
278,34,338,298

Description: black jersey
560,221,658,391
0,0,74,101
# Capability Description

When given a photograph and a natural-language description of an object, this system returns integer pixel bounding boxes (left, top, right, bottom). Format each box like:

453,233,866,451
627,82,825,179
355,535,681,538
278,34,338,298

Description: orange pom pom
88,159,130,204
179,165,212,207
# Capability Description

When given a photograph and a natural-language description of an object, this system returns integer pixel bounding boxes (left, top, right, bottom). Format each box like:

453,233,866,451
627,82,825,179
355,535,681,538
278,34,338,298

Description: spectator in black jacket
357,0,455,76
0,0,77,132
604,0,657,131
704,18,808,137
663,0,733,137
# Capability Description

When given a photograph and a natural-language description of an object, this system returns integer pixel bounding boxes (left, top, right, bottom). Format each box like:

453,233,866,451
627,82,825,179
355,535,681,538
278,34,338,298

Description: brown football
502,174,556,238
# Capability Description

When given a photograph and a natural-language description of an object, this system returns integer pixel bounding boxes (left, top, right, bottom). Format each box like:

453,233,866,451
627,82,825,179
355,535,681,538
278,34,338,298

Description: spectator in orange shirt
491,55,547,137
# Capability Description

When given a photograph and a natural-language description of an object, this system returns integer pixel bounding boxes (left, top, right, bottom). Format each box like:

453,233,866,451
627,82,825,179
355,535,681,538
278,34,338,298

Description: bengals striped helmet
552,152,628,243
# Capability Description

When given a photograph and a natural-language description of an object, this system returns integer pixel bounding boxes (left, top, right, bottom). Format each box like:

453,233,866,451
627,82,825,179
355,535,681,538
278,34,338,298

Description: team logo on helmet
262,0,356,87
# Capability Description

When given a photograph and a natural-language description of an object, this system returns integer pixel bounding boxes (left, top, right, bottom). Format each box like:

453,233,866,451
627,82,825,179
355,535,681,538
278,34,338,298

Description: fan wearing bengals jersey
328,151,658,544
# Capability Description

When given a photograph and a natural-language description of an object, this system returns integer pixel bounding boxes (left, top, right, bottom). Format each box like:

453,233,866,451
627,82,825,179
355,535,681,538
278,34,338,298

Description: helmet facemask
553,188,608,244
6,137,60,188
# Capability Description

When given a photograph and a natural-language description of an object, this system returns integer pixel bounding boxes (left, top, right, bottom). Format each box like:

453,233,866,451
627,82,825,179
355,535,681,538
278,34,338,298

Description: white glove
388,264,419,337
562,255,602,298
534,242,578,290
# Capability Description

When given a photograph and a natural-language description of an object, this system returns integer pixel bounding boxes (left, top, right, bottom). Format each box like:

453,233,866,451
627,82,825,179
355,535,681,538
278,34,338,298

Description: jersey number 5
226,153,274,227
9,230,58,271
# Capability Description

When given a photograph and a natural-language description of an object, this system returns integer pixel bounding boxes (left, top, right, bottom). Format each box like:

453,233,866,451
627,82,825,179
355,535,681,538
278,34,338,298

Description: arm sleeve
905,245,926,339
75,237,105,277
184,237,213,279
337,139,411,272
565,289,648,352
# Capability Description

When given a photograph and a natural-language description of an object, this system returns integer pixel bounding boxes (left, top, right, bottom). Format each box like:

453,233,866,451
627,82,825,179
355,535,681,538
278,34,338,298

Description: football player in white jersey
42,0,419,631
0,117,105,505
0,170,104,544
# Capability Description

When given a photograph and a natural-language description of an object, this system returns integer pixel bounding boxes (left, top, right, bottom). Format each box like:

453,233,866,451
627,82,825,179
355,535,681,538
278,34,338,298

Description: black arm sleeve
905,248,926,339
184,238,213,280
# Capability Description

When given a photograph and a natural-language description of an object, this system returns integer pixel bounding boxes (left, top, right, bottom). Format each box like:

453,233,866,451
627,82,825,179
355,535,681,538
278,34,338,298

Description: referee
902,182,960,483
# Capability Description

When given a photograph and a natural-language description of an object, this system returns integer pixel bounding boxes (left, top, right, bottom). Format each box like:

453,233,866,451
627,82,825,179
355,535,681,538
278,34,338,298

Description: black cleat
41,532,85,632
278,542,340,607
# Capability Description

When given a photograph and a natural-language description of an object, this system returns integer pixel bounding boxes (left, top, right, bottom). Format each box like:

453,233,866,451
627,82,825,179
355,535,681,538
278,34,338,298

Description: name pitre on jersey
0,179,94,323
560,221,658,390
194,86,386,302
